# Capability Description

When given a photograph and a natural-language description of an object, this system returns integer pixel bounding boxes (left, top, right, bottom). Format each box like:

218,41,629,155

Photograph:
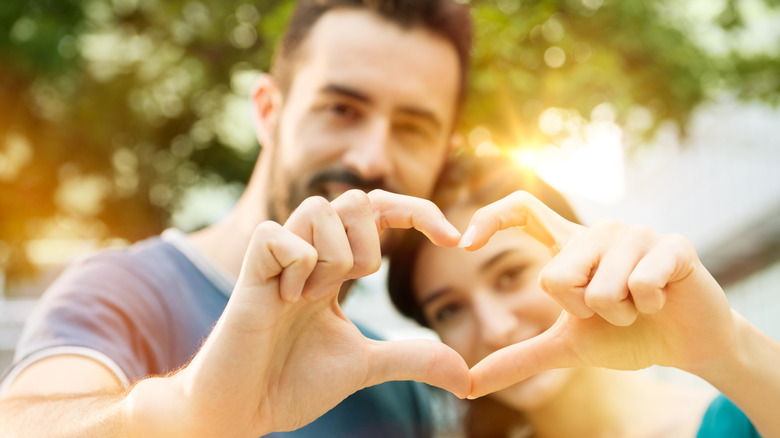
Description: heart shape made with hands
231,188,731,412
434,191,733,399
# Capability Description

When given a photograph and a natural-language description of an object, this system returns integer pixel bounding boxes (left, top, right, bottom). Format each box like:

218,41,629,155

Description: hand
460,191,735,398
127,190,470,437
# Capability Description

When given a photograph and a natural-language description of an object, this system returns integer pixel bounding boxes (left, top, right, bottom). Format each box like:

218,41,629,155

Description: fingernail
442,218,461,239
466,395,476,400
458,225,476,248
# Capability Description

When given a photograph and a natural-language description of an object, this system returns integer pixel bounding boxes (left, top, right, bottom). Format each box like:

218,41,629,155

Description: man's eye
395,122,431,140
327,102,359,119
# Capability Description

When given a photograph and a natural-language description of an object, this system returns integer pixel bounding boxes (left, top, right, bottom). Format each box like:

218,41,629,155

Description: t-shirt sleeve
1,253,171,390
697,394,761,438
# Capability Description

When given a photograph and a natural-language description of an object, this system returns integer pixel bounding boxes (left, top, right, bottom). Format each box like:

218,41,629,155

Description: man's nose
343,118,394,182
474,294,517,349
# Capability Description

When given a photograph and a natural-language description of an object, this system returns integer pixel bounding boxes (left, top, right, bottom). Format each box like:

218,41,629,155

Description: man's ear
252,74,283,150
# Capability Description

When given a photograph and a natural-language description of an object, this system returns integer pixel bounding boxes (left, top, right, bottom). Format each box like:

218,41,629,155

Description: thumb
363,339,471,399
469,328,574,398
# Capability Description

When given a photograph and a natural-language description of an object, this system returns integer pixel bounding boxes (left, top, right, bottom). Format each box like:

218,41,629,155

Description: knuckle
584,286,619,309
664,233,696,256
334,256,355,275
253,221,283,240
366,188,390,204
333,190,372,215
351,255,382,277
626,223,653,239
340,189,370,205
298,195,333,213
592,218,624,233
627,272,659,295
507,190,534,205
538,264,578,293
302,243,319,261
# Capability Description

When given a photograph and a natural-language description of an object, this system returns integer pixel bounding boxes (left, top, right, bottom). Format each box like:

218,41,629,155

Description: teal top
697,394,760,438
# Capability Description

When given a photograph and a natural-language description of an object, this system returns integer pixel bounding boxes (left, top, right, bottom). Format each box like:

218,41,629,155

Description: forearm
0,391,130,437
691,311,780,438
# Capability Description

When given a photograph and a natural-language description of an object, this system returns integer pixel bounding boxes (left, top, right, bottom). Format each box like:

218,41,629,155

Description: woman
388,158,777,437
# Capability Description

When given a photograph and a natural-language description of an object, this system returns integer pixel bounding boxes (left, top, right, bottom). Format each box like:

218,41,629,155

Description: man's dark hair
271,0,472,107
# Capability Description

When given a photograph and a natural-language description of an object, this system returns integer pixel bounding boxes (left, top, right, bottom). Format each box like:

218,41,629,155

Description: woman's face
413,205,575,410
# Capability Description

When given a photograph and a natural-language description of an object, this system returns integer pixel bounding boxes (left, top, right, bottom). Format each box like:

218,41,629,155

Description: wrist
686,309,747,388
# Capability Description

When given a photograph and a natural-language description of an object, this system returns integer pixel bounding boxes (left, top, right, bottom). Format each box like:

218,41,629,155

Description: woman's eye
496,267,525,291
432,302,462,325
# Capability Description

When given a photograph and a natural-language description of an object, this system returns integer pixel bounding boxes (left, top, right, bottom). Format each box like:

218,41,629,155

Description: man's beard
268,166,387,225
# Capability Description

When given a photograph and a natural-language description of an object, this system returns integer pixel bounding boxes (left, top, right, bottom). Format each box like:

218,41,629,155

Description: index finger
367,190,462,247
458,191,583,253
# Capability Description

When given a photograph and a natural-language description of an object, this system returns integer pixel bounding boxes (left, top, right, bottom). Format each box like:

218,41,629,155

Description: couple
0,0,776,437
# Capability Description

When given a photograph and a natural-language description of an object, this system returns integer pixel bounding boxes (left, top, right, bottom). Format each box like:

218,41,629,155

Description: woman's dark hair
387,154,581,328
271,0,472,107
386,154,580,437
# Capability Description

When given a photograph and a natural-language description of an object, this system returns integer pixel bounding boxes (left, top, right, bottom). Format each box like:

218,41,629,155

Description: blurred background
1,0,779,385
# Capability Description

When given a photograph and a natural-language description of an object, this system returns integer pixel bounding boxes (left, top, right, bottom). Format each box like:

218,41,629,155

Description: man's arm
0,356,131,437
0,190,470,438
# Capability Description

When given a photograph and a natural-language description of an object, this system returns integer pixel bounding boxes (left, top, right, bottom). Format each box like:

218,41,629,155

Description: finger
583,224,656,326
538,231,602,319
628,233,697,314
363,339,471,399
469,326,574,398
240,222,318,303
283,196,354,300
330,190,382,280
458,191,583,253
367,189,462,247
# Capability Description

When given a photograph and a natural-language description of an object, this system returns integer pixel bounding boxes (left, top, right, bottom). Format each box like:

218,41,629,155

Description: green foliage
466,0,713,147
0,0,778,288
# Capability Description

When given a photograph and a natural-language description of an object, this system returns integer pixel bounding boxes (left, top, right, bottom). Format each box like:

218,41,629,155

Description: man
0,0,473,436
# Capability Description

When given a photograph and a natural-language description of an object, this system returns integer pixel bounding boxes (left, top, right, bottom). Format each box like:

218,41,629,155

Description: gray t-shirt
1,229,433,437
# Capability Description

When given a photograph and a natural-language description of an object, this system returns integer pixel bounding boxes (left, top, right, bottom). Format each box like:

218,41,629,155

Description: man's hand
459,191,734,399
126,190,470,437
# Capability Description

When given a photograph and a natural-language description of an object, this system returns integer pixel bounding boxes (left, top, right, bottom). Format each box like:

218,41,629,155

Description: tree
0,0,778,291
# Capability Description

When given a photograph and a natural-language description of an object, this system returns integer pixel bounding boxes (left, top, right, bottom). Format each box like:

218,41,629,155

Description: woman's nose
473,294,518,350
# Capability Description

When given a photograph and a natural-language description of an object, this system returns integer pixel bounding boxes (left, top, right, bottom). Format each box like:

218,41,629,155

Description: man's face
267,8,461,223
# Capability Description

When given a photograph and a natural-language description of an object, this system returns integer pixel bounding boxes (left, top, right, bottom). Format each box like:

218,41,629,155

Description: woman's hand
461,191,734,398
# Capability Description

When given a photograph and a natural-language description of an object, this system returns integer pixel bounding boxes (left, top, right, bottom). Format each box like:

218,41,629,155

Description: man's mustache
308,170,387,198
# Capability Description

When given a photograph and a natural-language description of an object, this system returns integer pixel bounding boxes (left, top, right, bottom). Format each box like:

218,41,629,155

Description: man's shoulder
73,233,181,272
60,232,197,290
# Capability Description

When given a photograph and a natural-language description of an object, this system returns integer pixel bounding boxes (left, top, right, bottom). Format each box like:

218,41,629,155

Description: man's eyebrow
320,84,443,130
320,84,372,103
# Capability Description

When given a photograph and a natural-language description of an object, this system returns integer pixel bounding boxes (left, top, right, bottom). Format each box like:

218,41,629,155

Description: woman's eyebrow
479,249,515,271
420,250,518,307
420,287,451,308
